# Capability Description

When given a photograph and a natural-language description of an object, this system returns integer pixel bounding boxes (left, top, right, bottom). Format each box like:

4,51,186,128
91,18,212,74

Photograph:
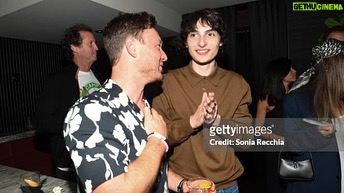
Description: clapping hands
190,92,218,128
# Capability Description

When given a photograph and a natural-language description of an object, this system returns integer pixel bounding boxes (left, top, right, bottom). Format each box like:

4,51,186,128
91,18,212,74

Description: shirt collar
185,62,221,87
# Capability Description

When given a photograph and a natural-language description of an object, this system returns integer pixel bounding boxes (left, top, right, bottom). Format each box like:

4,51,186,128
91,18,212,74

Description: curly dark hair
103,12,157,66
178,8,227,56
61,24,93,61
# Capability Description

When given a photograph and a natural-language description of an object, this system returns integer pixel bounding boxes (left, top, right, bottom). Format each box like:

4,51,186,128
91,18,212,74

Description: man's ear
70,44,78,54
125,37,137,58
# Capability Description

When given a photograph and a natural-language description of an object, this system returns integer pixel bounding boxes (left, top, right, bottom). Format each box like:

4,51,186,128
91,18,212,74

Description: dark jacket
34,62,106,168
284,83,340,193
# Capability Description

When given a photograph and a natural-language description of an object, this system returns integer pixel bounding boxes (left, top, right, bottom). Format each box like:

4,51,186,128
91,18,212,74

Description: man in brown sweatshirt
153,8,252,193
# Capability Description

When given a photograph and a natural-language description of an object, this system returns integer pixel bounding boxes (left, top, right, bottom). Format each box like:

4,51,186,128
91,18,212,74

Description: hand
203,92,217,122
190,92,208,128
210,181,216,193
144,107,167,138
182,179,216,193
317,122,336,138
190,92,218,128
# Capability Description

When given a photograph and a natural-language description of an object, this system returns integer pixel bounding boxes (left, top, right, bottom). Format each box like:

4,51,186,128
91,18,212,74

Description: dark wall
0,37,64,136
0,37,110,137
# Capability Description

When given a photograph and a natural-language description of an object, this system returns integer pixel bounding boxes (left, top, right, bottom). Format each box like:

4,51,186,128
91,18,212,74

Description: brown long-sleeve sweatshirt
152,63,252,190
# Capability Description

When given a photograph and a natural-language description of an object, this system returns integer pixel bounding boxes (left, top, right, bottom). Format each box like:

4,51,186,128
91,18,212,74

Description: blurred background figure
34,24,106,188
255,57,296,193
289,25,344,93
284,38,343,193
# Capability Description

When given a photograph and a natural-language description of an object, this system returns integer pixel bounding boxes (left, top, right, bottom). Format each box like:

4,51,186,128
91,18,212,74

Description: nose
94,42,99,51
161,49,168,62
198,35,207,47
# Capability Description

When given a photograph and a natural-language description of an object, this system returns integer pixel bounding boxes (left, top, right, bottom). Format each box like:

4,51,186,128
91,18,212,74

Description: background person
289,25,344,92
255,57,296,193
284,39,342,193
256,58,296,141
34,24,106,185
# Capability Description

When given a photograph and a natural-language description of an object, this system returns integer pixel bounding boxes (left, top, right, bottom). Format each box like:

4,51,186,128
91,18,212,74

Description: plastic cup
186,177,212,193
20,171,41,193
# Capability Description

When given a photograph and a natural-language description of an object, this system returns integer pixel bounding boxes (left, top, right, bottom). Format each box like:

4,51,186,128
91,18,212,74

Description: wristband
147,132,169,152
177,178,188,193
204,104,218,124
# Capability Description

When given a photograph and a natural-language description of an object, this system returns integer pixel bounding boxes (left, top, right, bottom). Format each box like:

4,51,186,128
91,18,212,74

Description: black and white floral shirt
63,79,168,193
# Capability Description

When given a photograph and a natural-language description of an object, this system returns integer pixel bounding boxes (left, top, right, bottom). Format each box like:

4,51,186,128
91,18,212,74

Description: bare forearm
167,168,184,192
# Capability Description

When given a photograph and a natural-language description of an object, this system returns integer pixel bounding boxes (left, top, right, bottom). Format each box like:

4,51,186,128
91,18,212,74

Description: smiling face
138,28,167,82
186,20,222,66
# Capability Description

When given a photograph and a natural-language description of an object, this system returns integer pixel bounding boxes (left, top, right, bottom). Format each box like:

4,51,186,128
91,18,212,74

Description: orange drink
187,177,212,193
20,171,41,193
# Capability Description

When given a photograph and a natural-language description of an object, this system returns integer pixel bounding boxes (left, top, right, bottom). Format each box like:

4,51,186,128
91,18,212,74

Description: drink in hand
187,177,212,193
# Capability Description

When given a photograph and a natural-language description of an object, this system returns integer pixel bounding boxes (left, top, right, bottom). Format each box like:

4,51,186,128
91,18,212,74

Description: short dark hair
103,12,157,66
61,24,93,61
178,8,227,55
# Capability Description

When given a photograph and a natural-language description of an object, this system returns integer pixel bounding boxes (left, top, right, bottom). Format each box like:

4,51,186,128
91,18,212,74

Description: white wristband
147,132,169,152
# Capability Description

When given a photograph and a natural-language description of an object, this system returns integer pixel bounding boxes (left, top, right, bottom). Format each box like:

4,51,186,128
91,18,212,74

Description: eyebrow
190,28,216,33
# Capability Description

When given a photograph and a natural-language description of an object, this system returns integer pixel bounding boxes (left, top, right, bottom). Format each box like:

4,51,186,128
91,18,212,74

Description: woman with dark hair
284,39,342,193
255,57,296,193
256,58,296,141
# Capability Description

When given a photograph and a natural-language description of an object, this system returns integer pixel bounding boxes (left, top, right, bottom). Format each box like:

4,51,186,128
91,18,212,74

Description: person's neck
283,81,290,93
111,67,146,110
73,58,91,72
191,60,216,77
